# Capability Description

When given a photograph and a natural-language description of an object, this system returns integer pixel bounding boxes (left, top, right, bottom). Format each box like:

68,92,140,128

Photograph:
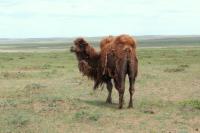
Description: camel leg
114,70,126,109
118,80,126,109
106,80,113,104
128,76,135,108
127,60,137,108
118,88,125,109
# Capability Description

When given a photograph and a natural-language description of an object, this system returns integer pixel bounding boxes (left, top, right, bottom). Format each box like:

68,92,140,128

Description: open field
0,37,200,133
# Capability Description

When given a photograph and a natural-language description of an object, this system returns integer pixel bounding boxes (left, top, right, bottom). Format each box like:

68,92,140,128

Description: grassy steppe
0,46,200,133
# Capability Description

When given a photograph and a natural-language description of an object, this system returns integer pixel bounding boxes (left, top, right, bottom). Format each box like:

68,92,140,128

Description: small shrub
24,83,46,90
6,112,31,127
164,67,185,73
56,65,65,68
18,57,25,59
24,83,46,96
1,72,9,78
180,100,200,110
41,64,51,69
74,110,101,121
144,55,152,58
34,94,49,103
48,102,56,108
143,109,155,114
1,72,25,79
74,110,89,120
88,114,100,121
164,64,189,73
41,71,51,77
1,57,13,61
51,69,57,74
15,72,26,78
179,64,189,68
0,99,17,108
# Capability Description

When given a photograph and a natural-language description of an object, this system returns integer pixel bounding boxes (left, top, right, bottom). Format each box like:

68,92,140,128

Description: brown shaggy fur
71,35,138,109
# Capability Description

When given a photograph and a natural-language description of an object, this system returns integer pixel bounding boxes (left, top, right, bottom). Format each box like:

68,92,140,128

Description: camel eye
79,44,85,49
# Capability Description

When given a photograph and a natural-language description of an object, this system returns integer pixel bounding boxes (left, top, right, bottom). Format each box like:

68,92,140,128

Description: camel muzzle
70,46,76,52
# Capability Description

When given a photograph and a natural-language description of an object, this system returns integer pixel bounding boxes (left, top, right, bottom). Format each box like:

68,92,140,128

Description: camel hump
115,34,136,48
100,36,114,49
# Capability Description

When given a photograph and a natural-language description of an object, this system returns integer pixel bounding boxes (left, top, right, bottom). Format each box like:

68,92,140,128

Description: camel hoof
128,104,133,108
118,105,123,109
106,99,112,104
128,105,133,108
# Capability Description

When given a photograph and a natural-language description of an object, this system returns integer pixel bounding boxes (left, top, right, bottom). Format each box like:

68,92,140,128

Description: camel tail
123,46,132,60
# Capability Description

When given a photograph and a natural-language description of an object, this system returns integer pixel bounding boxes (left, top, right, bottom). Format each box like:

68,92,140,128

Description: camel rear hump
114,34,137,49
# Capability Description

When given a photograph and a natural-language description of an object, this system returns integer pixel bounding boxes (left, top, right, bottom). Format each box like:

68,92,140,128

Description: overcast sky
0,0,200,38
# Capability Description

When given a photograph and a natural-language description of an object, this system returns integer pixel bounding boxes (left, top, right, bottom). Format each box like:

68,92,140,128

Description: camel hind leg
114,60,127,109
128,76,135,108
114,76,125,109
127,60,137,108
106,80,113,104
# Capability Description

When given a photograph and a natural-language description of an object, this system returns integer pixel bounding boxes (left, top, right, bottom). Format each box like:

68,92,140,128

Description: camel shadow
81,99,118,109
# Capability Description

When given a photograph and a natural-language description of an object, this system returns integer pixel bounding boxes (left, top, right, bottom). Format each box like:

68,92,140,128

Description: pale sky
0,0,200,38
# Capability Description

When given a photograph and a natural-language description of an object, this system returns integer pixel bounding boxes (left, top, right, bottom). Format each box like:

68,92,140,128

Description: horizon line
1,34,200,39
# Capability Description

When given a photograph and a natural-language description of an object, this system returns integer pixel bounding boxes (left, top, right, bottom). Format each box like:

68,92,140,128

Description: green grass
0,45,200,132
180,100,200,110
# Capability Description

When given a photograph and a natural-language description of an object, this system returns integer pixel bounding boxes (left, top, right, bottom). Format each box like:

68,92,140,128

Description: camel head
70,37,100,83
70,38,90,61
